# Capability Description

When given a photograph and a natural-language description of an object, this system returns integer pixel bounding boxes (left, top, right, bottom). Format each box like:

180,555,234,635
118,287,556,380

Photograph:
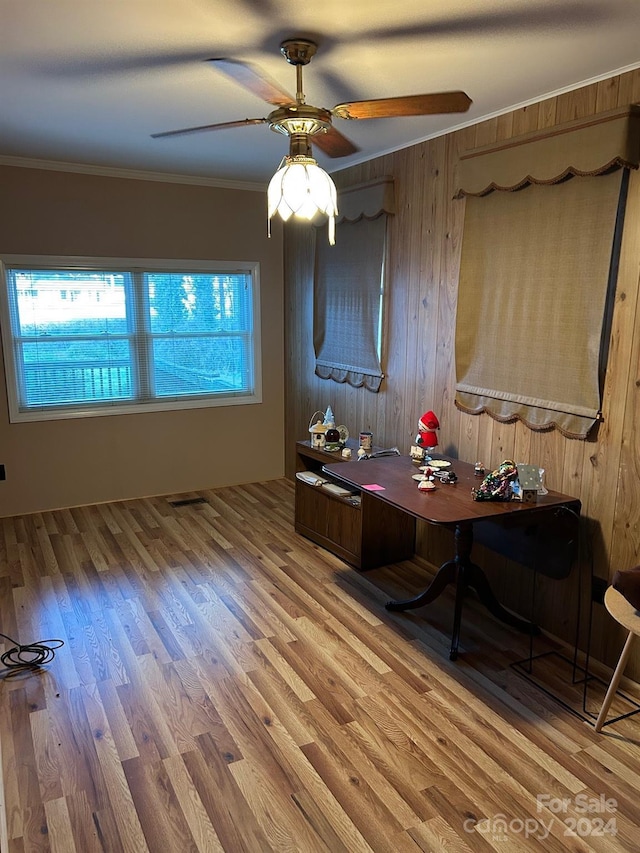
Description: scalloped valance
455,105,640,197
336,176,395,223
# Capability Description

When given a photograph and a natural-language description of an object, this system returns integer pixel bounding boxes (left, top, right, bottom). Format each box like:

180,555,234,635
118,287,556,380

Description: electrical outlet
592,575,608,604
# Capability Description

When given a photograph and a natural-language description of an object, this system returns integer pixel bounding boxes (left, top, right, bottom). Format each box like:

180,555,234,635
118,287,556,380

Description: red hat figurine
417,410,440,448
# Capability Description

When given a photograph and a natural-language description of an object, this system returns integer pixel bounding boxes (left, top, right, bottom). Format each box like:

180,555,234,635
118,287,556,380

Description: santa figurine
416,410,440,451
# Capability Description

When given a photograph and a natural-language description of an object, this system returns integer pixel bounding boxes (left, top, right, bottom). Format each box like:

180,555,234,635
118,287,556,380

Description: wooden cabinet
294,440,415,570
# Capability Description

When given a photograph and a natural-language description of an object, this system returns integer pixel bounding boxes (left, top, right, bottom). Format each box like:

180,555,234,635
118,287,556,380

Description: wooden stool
595,586,640,732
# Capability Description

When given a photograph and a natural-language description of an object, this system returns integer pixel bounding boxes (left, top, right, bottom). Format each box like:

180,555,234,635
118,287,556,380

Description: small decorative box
517,464,541,503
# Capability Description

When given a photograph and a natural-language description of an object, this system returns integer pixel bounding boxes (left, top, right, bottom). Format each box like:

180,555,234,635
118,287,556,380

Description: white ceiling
2,0,640,187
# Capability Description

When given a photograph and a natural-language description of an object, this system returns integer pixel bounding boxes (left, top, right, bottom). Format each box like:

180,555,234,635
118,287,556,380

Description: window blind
455,171,625,438
0,258,259,422
313,177,394,392
453,107,639,438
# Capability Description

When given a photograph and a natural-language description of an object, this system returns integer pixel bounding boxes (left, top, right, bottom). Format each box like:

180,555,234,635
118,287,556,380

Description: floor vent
167,497,208,507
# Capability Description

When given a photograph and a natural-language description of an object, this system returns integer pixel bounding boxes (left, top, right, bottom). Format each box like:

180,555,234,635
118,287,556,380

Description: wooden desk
324,453,581,660
294,441,415,569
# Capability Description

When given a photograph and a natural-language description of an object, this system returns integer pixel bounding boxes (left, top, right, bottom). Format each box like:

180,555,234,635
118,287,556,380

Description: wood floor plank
8,687,50,851
115,654,182,762
121,756,195,852
1,478,639,851
182,740,271,853
94,679,140,763
247,692,377,852
300,739,422,853
229,757,330,853
408,814,476,852
246,659,318,748
268,635,358,725
231,583,298,642
1,689,22,843
290,789,372,853
66,789,110,853
43,797,77,853
79,681,150,848
346,709,442,816
162,753,225,853
253,637,317,702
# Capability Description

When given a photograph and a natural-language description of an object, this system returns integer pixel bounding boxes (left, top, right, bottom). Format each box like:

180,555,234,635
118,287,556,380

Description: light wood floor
1,478,640,852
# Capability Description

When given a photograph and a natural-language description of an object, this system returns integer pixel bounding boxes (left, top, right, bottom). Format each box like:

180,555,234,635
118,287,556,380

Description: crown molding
0,154,265,192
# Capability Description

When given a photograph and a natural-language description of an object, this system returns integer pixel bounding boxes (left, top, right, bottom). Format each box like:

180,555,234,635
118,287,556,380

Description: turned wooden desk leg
448,524,472,660
449,563,466,661
594,630,636,732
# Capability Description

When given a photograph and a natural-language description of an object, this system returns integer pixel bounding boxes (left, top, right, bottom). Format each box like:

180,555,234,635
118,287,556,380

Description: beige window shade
454,107,639,439
456,105,640,196
455,170,626,438
314,177,394,392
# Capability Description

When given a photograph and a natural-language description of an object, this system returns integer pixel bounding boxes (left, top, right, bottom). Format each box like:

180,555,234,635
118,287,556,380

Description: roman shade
314,177,395,392
454,108,639,438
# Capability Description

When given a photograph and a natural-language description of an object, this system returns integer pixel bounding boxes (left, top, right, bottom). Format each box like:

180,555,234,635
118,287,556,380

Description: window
0,256,261,422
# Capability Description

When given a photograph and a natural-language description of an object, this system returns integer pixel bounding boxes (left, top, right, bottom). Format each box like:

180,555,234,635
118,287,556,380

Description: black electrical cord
0,631,64,670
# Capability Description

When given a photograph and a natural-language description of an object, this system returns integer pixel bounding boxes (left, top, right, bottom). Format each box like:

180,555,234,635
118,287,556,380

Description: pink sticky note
363,484,385,491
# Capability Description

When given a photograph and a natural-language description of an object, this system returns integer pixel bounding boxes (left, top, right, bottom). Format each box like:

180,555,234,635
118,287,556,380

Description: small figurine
323,406,335,429
416,410,440,451
472,460,518,502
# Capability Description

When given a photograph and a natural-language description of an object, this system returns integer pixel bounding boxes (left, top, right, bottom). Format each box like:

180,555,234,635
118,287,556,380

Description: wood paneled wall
284,69,640,678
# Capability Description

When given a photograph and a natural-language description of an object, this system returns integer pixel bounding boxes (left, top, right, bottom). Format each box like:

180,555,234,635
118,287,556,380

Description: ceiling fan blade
312,126,359,158
333,92,472,120
152,117,267,139
208,58,295,107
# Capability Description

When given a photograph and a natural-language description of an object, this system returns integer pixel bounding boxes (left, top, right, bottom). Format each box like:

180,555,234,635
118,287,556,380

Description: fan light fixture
266,71,338,245
267,152,338,245
267,129,338,244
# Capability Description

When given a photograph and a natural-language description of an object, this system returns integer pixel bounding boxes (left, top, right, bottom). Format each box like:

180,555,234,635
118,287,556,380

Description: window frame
0,255,262,423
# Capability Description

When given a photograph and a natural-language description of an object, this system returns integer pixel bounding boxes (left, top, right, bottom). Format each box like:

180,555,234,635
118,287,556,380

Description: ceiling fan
151,37,472,158
152,38,471,245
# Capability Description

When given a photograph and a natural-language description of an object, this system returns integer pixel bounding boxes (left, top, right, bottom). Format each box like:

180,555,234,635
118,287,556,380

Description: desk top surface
323,454,580,525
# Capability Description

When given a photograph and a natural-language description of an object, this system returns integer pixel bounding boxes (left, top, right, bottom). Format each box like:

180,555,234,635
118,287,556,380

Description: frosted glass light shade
268,155,338,245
